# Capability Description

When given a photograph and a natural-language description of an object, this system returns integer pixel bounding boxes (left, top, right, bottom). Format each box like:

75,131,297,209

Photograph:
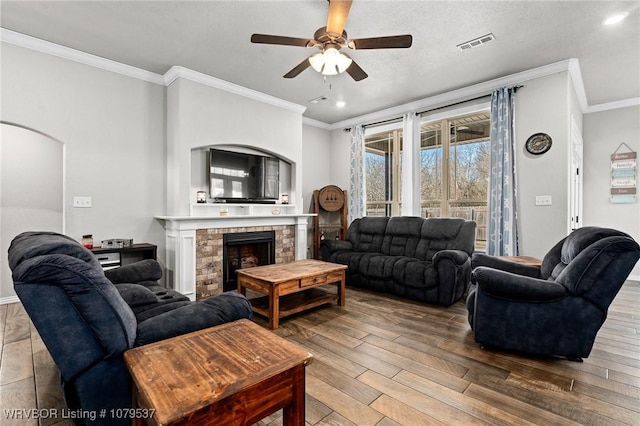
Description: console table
91,243,157,270
124,319,312,426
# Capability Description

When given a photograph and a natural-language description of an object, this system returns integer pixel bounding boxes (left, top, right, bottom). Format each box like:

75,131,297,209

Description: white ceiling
1,1,638,124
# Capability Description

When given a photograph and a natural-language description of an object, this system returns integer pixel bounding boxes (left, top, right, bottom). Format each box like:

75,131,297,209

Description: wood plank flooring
1,282,638,425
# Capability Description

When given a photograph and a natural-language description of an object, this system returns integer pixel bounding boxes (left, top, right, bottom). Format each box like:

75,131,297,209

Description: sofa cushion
415,218,473,260
348,217,389,253
381,217,424,257
392,257,438,289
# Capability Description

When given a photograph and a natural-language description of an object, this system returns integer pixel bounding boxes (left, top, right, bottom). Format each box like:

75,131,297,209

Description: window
421,113,490,250
363,111,489,250
365,128,402,216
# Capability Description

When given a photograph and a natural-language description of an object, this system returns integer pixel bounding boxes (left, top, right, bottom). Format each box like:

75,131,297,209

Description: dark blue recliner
8,231,252,425
467,227,640,360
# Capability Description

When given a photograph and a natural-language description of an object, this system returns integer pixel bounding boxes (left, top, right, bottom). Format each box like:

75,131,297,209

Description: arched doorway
1,122,64,301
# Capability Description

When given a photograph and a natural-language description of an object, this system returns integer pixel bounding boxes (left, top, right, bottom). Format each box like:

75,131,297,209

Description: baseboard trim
0,295,20,305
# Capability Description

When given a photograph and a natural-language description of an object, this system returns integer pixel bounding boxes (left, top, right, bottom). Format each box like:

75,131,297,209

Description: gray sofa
320,216,476,306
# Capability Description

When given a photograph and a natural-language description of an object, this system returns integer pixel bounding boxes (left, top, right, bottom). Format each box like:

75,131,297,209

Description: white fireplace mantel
155,213,315,300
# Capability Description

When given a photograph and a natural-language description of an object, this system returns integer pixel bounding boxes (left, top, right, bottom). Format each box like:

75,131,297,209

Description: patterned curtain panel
349,125,366,223
488,87,519,256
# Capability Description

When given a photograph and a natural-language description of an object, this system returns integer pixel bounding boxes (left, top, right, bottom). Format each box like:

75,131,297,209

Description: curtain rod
416,85,523,116
343,85,523,132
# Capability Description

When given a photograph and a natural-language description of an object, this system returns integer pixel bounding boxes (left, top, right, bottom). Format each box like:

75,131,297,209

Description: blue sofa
320,216,476,306
467,226,640,360
8,231,252,425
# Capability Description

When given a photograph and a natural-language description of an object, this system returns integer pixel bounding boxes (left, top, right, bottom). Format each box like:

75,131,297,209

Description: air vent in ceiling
457,33,495,51
309,96,328,104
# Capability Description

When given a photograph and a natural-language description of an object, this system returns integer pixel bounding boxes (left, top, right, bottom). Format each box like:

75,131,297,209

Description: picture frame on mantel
610,143,636,204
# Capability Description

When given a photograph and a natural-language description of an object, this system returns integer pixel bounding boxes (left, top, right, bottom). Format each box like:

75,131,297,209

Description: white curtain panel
349,125,366,223
488,87,519,256
402,113,422,216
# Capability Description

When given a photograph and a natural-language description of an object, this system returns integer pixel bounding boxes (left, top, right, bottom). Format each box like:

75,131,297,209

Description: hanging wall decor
610,143,636,204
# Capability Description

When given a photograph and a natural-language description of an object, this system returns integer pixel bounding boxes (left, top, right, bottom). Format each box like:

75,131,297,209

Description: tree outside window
363,112,490,251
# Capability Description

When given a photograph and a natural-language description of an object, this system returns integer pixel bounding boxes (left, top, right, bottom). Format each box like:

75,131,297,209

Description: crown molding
586,97,640,114
164,66,306,114
327,59,580,130
1,28,306,115
302,116,333,130
4,28,635,125
1,28,166,85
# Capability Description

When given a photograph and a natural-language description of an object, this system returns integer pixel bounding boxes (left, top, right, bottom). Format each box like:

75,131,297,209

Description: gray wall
583,105,640,278
1,43,167,299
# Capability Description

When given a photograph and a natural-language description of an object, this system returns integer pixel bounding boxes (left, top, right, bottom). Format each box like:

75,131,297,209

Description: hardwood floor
1,282,639,425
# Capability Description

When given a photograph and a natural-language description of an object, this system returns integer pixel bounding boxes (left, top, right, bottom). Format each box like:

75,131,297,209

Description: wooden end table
500,255,542,267
237,259,347,329
124,319,313,426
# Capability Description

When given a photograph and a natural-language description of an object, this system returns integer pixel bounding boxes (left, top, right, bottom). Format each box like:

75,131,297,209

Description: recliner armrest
134,292,252,346
433,249,469,266
105,259,163,284
472,253,541,278
320,239,353,259
472,266,566,301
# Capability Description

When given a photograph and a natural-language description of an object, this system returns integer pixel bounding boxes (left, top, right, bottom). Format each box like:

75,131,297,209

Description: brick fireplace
195,225,295,299
157,213,311,301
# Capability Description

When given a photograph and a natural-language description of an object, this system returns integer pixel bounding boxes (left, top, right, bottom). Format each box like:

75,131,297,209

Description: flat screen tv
209,148,279,203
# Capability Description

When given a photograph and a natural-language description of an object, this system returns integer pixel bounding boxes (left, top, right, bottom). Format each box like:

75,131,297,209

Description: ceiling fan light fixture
308,48,353,76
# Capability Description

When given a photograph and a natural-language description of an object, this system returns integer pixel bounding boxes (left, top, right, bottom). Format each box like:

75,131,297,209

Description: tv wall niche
190,145,293,205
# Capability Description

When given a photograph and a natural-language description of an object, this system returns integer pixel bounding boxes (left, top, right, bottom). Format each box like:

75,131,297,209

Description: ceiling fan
250,0,412,81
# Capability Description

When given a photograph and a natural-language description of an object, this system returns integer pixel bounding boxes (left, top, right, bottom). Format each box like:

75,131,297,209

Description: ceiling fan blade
348,35,413,49
326,0,352,38
283,58,312,78
251,34,314,47
346,60,368,81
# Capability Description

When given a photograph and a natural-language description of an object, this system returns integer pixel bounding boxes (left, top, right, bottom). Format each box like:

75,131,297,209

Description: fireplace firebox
222,231,275,292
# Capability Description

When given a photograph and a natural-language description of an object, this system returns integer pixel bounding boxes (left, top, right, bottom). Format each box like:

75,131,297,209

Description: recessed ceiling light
336,101,346,108
604,12,628,25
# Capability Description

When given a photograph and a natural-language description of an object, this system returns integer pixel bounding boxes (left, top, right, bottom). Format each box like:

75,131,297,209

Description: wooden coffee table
500,255,542,267
237,259,347,329
124,319,312,426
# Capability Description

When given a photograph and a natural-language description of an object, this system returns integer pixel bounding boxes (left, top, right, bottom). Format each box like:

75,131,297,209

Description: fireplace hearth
223,231,275,292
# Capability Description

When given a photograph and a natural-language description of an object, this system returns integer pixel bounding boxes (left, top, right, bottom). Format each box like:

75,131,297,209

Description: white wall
0,124,64,300
515,72,572,257
583,106,640,279
301,124,332,214
327,72,586,259
330,128,352,191
166,78,304,216
1,43,167,299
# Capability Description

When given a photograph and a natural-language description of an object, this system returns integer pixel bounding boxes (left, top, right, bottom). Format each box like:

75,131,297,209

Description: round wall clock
525,133,552,155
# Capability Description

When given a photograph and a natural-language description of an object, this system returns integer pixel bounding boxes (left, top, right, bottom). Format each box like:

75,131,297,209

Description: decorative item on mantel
280,194,289,204
197,191,207,203
610,143,636,204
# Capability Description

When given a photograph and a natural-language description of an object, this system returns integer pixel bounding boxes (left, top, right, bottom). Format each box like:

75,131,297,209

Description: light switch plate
535,195,552,206
73,196,92,208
